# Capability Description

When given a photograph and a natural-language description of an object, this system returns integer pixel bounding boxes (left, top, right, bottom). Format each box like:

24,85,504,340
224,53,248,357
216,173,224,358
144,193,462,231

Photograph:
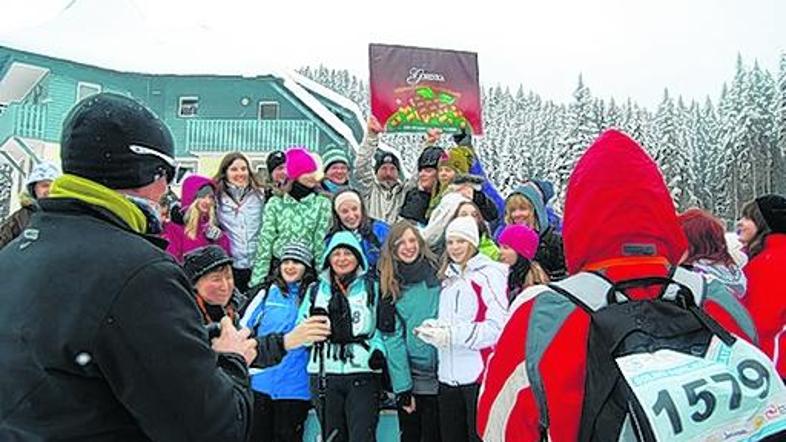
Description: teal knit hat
322,148,350,171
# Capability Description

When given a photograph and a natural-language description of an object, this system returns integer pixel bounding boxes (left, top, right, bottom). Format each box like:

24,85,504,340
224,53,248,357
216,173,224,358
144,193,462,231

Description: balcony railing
185,119,320,152
0,103,47,141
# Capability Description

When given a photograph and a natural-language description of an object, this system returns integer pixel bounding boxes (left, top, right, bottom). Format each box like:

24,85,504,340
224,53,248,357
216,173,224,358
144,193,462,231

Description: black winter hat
417,146,444,171
755,194,786,234
373,149,401,174
452,128,472,147
266,150,286,175
183,245,234,284
61,93,176,189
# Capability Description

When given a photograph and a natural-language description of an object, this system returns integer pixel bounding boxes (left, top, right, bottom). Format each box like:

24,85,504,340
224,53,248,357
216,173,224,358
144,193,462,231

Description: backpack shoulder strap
523,276,600,438
308,281,320,307
548,272,614,312
365,273,377,307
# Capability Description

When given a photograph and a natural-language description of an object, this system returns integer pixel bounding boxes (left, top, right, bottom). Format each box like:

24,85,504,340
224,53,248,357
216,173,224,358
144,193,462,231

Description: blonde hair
378,221,436,302
438,243,479,280
184,201,218,240
505,194,537,229
524,261,550,287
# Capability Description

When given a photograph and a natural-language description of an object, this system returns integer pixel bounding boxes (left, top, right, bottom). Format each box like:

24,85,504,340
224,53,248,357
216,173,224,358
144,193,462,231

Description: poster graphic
369,43,483,134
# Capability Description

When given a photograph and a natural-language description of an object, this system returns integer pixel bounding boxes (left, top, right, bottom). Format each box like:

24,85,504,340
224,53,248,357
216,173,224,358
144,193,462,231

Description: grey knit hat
279,242,314,268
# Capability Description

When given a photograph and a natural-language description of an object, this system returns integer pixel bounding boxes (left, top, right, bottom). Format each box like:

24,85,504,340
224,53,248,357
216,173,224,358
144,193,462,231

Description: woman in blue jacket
326,188,390,271
240,242,317,442
377,220,441,442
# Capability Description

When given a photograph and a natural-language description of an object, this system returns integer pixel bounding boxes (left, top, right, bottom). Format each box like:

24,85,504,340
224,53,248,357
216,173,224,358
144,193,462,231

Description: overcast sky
4,0,785,109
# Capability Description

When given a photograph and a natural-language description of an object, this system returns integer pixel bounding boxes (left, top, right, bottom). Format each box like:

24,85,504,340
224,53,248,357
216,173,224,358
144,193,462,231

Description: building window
76,82,101,102
178,96,199,117
258,101,279,120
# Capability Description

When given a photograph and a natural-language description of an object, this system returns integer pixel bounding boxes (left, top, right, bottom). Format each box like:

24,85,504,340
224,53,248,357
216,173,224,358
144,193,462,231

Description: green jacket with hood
297,231,385,375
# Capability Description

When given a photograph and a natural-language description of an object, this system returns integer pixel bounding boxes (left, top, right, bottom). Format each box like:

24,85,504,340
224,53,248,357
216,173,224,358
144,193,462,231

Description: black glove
368,349,386,370
396,390,413,409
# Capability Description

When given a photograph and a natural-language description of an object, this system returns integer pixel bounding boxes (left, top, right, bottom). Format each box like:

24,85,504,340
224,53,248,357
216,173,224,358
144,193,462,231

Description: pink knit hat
498,224,539,261
285,147,320,181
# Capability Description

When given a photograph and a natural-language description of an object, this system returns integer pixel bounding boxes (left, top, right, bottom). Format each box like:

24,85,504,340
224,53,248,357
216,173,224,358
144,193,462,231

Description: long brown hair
213,152,262,198
378,220,436,301
741,200,771,258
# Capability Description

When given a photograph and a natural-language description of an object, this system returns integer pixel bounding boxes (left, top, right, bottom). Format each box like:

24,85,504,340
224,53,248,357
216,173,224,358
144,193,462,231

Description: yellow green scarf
49,174,148,234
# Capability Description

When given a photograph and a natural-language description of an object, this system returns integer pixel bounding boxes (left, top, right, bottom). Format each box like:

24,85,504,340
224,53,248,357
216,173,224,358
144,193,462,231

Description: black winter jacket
0,198,254,442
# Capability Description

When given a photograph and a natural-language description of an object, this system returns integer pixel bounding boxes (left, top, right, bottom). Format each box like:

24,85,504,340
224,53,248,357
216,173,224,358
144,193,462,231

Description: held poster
369,43,483,135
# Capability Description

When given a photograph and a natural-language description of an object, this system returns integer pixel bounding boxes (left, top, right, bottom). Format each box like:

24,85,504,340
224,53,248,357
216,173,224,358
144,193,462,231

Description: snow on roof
0,0,361,152
289,71,367,140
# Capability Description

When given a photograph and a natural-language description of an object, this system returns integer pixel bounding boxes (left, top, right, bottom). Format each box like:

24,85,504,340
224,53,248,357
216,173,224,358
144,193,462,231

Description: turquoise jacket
297,232,385,375
381,276,440,395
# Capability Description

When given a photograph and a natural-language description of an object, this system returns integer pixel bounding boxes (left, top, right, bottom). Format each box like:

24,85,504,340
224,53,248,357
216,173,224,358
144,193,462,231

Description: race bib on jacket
617,336,786,441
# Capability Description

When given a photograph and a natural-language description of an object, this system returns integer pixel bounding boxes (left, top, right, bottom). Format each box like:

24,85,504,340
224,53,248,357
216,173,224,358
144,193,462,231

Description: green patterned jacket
250,192,332,286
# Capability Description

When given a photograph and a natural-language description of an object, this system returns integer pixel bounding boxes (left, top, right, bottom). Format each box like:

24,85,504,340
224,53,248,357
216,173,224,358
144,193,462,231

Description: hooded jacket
296,232,385,375
326,219,390,272
494,182,567,280
436,252,509,386
477,130,758,442
743,233,786,377
163,176,231,262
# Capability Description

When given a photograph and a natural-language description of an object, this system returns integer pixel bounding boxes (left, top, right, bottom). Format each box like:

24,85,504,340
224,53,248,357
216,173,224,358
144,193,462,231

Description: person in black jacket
400,145,444,225
0,93,325,442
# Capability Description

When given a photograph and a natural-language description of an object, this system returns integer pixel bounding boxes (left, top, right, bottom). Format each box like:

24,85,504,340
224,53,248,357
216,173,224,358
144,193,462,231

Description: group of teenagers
4,92,786,442
155,116,569,442
152,108,786,441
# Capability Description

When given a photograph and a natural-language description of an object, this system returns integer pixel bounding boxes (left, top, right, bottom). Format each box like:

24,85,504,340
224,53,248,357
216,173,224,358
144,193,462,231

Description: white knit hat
445,216,480,248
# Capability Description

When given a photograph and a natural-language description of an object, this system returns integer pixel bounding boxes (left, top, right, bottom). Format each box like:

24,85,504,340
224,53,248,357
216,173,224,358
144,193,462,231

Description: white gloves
415,319,451,349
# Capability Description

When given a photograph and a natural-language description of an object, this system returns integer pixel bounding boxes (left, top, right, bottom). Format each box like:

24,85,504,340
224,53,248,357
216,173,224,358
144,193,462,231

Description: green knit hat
438,146,474,175
322,148,350,171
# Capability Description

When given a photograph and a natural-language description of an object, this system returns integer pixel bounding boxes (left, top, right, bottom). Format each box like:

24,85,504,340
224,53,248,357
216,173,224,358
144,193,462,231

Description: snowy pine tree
297,51,785,218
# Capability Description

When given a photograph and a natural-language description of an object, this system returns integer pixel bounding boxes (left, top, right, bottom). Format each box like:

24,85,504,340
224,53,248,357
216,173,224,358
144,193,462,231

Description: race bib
617,336,786,441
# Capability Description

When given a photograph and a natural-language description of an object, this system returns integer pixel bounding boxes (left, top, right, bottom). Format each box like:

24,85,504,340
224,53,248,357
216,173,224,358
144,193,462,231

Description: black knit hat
756,194,786,234
61,93,175,189
373,149,401,174
266,151,286,175
417,146,444,171
183,245,233,284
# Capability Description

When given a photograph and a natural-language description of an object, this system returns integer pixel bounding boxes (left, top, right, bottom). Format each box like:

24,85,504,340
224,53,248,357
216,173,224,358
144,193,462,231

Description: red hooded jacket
477,130,757,441
743,233,786,377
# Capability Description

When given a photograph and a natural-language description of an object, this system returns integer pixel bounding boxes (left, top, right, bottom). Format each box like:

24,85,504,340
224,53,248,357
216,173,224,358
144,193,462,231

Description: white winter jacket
436,253,509,386
217,189,264,269
420,191,470,246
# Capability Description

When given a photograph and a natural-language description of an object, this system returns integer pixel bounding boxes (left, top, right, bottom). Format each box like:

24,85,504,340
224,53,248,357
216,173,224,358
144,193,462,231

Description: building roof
0,0,362,151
